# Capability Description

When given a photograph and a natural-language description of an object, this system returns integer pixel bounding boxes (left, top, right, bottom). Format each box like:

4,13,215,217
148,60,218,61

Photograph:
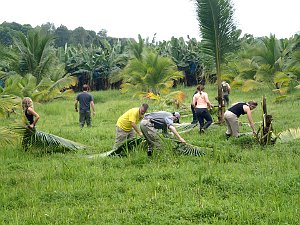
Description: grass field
1,85,299,224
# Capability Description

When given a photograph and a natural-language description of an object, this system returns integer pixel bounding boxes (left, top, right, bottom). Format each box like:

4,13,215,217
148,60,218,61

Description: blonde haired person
22,97,40,151
22,97,40,129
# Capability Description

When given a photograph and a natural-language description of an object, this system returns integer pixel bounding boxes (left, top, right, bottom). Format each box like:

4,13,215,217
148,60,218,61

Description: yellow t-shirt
117,107,141,132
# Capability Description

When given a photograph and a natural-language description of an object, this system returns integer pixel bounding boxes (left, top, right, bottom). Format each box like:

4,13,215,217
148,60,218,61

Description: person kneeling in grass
224,101,257,138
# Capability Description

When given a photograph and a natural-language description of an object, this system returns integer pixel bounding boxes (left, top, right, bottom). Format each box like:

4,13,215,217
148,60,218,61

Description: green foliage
0,63,300,225
0,73,77,102
14,126,86,152
13,29,55,82
278,127,300,143
226,34,300,96
120,50,183,95
196,0,240,122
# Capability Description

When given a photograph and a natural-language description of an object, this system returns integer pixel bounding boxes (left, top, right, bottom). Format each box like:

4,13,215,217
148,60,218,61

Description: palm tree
230,34,300,95
120,50,184,96
14,29,55,82
195,0,239,123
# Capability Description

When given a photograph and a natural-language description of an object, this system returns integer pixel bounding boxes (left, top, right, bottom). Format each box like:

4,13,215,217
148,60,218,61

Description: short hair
141,103,149,111
82,84,90,91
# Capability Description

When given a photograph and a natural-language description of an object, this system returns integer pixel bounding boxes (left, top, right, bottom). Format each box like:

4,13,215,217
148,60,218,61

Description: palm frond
173,141,212,157
0,126,21,147
87,137,144,158
14,126,86,152
174,123,198,134
278,127,300,143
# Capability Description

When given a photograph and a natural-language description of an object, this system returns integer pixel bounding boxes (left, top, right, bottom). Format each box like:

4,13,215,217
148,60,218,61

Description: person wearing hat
192,85,213,133
140,111,186,156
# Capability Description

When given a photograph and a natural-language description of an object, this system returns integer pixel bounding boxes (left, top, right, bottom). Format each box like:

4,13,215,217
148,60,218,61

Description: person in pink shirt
192,85,213,133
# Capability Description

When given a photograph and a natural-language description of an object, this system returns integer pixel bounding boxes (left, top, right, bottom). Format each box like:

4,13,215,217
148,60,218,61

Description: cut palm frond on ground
87,137,145,158
14,126,86,152
87,135,212,158
278,127,300,143
173,141,213,157
174,123,198,134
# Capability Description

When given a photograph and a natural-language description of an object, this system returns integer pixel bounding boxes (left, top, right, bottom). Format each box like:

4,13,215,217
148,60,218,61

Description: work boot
225,133,231,139
147,150,153,156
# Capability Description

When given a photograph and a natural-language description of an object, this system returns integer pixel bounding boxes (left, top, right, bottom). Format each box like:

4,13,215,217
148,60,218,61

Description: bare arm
244,105,256,134
169,125,186,144
27,107,40,129
131,122,142,136
204,93,212,108
91,101,96,115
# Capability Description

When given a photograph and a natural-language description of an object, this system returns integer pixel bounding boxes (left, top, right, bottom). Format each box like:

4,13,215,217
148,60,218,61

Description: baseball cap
174,112,180,123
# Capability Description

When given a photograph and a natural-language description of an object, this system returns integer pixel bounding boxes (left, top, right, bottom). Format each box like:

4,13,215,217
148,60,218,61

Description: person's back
144,111,174,131
117,107,140,132
75,84,95,128
194,91,210,108
228,102,247,117
76,92,93,112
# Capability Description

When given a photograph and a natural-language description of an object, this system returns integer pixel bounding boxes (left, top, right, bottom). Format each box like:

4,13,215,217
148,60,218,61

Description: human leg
86,111,92,127
224,95,229,107
202,109,213,129
195,108,204,130
79,112,85,128
191,104,197,124
140,119,160,156
224,111,239,137
112,126,130,151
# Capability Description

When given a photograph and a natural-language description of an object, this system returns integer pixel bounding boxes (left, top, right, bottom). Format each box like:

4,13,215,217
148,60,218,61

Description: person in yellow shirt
112,103,149,151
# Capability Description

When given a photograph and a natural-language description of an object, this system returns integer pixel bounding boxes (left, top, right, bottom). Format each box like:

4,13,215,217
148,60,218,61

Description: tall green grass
0,86,299,224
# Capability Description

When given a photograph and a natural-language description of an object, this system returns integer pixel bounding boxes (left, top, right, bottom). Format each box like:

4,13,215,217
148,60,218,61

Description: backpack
222,83,228,93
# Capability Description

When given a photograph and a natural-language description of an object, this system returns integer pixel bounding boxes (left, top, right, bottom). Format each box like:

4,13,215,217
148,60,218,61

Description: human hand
28,124,34,129
138,132,143,137
180,138,186,144
93,111,96,116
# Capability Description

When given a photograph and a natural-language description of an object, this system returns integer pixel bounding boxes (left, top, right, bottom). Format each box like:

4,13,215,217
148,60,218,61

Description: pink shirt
193,92,210,108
